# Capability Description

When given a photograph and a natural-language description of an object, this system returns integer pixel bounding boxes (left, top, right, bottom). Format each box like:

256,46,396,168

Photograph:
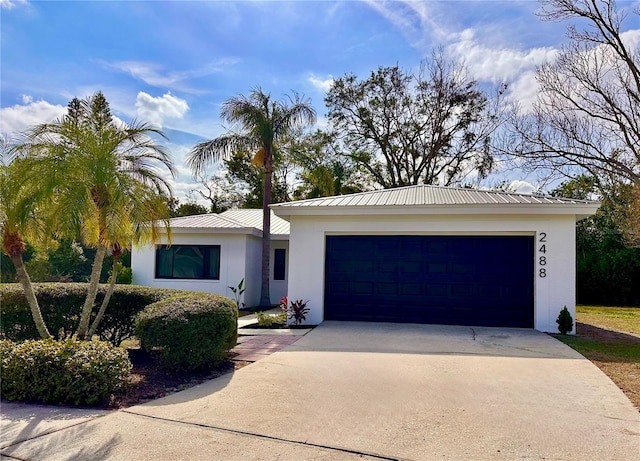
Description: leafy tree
173,202,209,217
551,176,640,305
506,0,640,185
188,88,316,307
224,149,291,208
18,91,175,339
326,50,505,189
289,130,366,199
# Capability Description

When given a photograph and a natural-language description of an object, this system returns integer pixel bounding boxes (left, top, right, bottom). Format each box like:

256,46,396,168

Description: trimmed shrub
255,311,287,327
135,293,237,373
0,283,187,346
0,338,132,406
556,306,574,335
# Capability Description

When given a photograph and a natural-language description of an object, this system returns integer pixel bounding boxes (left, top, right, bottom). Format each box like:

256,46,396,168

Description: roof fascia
272,203,601,219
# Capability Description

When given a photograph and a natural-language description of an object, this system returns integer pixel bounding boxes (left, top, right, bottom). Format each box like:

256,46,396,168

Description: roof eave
160,226,262,237
272,203,601,219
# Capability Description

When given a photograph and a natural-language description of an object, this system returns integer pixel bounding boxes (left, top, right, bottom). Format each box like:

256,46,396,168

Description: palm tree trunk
11,254,51,339
87,256,118,338
259,156,273,308
76,245,107,339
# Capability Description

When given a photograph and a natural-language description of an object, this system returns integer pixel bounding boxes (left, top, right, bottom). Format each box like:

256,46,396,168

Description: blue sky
2,0,639,200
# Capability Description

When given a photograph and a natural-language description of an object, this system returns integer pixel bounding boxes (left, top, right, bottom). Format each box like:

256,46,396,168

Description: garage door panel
325,235,534,327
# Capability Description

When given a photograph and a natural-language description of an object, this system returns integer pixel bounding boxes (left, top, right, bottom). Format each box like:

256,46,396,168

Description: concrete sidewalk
2,323,639,460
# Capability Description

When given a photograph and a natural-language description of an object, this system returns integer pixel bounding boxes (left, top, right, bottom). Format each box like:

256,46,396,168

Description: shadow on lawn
576,322,640,345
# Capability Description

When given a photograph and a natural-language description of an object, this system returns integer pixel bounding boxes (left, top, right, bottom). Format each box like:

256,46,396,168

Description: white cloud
0,96,66,134
364,1,560,111
509,180,537,194
1,0,28,10
103,59,239,94
444,28,560,111
447,29,558,84
363,0,447,49
308,74,334,92
135,92,189,128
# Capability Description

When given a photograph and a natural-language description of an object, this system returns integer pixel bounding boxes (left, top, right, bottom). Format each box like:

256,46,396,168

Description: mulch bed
105,349,250,409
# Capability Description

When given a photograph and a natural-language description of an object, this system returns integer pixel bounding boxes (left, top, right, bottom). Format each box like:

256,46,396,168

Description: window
274,248,286,281
155,245,220,280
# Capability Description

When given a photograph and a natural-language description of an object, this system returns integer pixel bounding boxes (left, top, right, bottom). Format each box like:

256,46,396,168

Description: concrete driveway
2,322,639,460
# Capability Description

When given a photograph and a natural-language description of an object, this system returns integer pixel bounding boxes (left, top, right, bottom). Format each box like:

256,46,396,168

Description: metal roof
220,209,290,236
166,209,290,237
271,185,597,208
167,213,248,230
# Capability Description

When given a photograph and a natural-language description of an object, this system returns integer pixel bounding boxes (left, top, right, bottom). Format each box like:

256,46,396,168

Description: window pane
173,246,204,278
156,246,173,278
274,248,286,281
207,246,221,279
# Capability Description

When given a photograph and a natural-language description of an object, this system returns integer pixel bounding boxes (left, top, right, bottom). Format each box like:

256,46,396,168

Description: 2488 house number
538,232,547,278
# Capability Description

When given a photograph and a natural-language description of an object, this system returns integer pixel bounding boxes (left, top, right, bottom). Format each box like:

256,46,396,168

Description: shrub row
0,339,131,406
1,283,239,374
0,283,188,346
135,293,238,373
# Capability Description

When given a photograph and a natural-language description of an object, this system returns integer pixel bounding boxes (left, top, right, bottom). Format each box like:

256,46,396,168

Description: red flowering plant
279,296,310,325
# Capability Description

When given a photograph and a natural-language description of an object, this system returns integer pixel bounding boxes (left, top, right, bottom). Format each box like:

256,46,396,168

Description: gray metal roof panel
220,209,290,235
167,213,247,229
166,210,289,237
271,185,598,208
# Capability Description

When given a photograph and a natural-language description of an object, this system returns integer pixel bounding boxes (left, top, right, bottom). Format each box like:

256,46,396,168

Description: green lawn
576,305,640,335
557,335,640,361
554,305,640,409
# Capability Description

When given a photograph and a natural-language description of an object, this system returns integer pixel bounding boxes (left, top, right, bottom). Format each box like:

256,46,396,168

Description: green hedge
0,338,132,406
0,283,189,346
135,293,237,373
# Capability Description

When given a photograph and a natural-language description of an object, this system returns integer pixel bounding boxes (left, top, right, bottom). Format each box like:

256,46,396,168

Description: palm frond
187,134,255,176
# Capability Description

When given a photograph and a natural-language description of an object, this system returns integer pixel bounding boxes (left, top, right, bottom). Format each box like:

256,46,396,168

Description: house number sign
538,232,547,278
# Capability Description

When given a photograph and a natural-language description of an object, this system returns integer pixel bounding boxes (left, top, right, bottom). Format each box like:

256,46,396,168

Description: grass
575,305,640,335
554,305,640,410
557,335,640,361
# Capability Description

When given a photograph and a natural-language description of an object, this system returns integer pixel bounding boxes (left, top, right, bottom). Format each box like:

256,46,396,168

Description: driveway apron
2,322,639,460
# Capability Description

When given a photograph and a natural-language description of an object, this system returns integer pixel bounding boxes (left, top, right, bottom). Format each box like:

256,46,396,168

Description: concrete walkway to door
2,322,639,460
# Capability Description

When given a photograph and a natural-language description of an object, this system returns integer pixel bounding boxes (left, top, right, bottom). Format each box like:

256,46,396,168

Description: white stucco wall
244,237,290,307
131,232,291,308
244,236,262,307
131,233,249,304
285,214,577,333
270,240,290,305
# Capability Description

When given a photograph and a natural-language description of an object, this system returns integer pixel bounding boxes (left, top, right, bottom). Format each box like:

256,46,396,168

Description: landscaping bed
239,323,316,330
107,350,250,409
554,306,640,410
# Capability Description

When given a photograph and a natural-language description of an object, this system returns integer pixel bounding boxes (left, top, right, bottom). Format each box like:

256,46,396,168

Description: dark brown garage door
324,235,534,327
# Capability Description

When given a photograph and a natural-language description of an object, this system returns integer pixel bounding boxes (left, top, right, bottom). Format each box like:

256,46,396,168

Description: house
131,209,289,308
271,185,600,333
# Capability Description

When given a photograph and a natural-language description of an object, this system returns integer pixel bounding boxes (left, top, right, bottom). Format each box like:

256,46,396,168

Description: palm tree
0,153,52,339
21,92,175,339
188,88,316,307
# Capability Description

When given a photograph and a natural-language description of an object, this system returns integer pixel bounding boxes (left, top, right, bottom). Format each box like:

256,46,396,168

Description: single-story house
271,185,599,333
132,185,599,333
131,209,289,307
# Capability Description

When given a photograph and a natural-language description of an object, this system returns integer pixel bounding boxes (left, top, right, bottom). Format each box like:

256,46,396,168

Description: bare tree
505,0,640,186
191,173,244,213
326,50,506,189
